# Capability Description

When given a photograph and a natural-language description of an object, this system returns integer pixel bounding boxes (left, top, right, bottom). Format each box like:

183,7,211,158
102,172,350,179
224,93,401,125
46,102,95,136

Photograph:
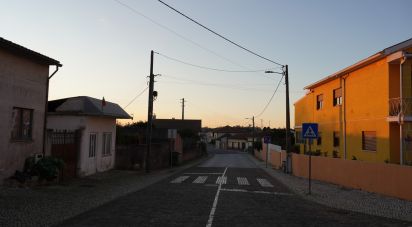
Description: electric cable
113,0,277,78
157,0,284,66
255,75,284,118
124,86,149,109
155,52,277,73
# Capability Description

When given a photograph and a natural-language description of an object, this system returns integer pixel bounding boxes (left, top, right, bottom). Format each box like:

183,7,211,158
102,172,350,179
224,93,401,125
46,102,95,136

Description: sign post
302,123,318,195
264,136,271,168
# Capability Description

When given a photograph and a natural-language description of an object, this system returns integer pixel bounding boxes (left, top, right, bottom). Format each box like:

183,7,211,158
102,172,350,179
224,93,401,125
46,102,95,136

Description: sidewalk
248,154,412,222
0,157,207,227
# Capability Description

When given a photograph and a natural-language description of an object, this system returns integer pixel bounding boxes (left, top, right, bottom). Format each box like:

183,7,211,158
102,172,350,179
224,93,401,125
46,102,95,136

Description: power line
255,75,284,118
155,51,277,73
157,0,284,67
113,0,276,79
160,74,272,92
124,86,149,109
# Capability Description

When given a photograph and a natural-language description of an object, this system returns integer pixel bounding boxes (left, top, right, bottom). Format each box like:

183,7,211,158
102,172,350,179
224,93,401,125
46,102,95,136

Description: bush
33,157,64,181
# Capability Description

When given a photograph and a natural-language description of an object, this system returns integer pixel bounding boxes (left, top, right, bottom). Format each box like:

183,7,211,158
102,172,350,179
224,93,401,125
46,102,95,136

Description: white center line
206,167,228,227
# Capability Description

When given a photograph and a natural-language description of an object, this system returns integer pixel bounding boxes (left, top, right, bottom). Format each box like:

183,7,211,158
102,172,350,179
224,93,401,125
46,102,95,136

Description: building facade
0,37,61,182
295,38,412,164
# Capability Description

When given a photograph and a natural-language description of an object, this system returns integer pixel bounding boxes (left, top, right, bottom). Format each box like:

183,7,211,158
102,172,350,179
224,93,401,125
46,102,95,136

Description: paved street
57,149,411,227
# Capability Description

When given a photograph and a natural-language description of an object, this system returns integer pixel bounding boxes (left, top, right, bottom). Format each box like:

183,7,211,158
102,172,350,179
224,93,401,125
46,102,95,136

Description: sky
1,0,411,128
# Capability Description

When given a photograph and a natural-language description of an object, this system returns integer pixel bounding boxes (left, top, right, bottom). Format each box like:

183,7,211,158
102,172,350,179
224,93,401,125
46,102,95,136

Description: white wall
47,115,116,177
0,50,49,182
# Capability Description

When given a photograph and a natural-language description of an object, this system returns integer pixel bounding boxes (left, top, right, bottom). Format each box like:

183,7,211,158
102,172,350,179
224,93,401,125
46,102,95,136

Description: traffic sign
263,136,271,144
302,123,318,139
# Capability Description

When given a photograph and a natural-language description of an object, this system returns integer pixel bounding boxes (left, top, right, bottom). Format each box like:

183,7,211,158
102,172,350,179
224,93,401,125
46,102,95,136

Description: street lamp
265,65,291,173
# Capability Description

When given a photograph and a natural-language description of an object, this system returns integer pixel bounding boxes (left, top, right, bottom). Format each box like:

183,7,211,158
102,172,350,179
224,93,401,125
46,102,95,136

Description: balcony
388,97,412,122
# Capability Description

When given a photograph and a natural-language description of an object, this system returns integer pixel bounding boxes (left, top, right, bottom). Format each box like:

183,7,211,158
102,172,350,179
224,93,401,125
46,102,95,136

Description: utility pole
146,50,155,173
261,119,263,129
181,98,186,120
285,65,291,172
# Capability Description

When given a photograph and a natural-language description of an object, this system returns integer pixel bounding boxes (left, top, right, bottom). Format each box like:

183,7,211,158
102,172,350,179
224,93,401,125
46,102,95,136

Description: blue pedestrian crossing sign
302,123,318,139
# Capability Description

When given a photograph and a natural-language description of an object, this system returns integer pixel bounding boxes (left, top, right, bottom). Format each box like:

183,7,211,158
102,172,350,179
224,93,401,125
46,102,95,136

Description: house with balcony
294,38,412,165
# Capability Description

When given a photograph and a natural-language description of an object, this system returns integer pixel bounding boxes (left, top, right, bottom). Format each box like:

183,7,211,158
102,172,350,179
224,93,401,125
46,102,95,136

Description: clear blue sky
1,0,411,127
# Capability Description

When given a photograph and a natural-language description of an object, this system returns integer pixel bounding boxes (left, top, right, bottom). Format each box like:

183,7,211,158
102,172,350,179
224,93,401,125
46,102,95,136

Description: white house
0,37,61,182
47,96,131,177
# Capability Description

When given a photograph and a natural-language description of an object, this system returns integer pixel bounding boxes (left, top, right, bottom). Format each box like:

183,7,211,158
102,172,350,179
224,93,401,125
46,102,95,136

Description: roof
212,126,250,134
153,119,202,132
48,96,132,119
304,38,412,90
227,133,251,140
0,37,61,66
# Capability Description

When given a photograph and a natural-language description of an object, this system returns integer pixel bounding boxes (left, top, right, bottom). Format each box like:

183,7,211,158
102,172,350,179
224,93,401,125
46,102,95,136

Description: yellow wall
295,57,393,162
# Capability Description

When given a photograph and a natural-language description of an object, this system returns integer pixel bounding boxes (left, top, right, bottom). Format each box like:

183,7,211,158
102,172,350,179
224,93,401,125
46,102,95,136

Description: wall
292,153,412,201
257,141,286,169
0,50,49,182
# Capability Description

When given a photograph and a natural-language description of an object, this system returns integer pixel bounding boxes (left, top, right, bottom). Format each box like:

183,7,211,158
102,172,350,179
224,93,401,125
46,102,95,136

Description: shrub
33,157,64,181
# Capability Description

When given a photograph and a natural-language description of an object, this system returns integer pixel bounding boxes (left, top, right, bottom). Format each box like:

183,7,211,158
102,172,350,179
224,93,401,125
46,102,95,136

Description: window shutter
334,88,342,98
362,131,376,151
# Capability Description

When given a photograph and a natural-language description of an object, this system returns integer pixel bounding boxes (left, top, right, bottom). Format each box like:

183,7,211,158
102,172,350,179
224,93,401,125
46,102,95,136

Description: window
316,94,323,110
362,131,376,151
89,133,97,157
317,132,322,145
102,132,112,156
333,88,342,106
11,107,33,140
333,131,340,147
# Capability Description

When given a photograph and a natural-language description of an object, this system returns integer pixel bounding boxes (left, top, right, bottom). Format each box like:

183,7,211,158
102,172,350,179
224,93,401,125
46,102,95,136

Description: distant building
47,96,131,177
294,38,412,164
0,37,61,182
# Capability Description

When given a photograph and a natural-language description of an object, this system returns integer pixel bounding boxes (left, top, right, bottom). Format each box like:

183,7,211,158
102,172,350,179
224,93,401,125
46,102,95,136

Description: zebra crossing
170,175,274,188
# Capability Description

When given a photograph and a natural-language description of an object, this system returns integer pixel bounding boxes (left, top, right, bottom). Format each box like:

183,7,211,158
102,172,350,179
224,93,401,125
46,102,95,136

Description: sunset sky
2,0,411,128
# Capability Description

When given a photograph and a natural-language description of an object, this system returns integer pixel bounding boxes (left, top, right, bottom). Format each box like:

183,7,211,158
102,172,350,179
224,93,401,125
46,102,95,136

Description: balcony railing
389,97,412,116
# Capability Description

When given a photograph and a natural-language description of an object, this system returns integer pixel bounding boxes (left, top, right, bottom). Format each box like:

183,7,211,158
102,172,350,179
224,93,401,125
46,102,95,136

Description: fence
292,153,412,201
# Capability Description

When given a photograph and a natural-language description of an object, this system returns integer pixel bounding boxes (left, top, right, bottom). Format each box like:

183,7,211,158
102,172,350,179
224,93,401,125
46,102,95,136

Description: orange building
294,38,412,164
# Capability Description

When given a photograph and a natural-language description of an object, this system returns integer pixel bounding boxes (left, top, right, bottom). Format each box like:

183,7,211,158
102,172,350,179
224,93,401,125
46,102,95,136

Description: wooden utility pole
181,98,186,120
285,65,291,172
146,50,155,173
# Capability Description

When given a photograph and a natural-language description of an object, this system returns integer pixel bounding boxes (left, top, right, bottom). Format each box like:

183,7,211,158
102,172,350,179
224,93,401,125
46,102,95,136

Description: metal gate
50,130,80,179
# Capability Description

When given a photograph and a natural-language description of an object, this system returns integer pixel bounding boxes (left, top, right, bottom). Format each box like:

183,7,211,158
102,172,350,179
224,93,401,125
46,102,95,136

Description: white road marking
170,176,190,184
237,177,249,186
220,188,292,196
184,172,223,175
257,178,274,187
206,167,228,227
215,176,227,185
193,176,208,184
